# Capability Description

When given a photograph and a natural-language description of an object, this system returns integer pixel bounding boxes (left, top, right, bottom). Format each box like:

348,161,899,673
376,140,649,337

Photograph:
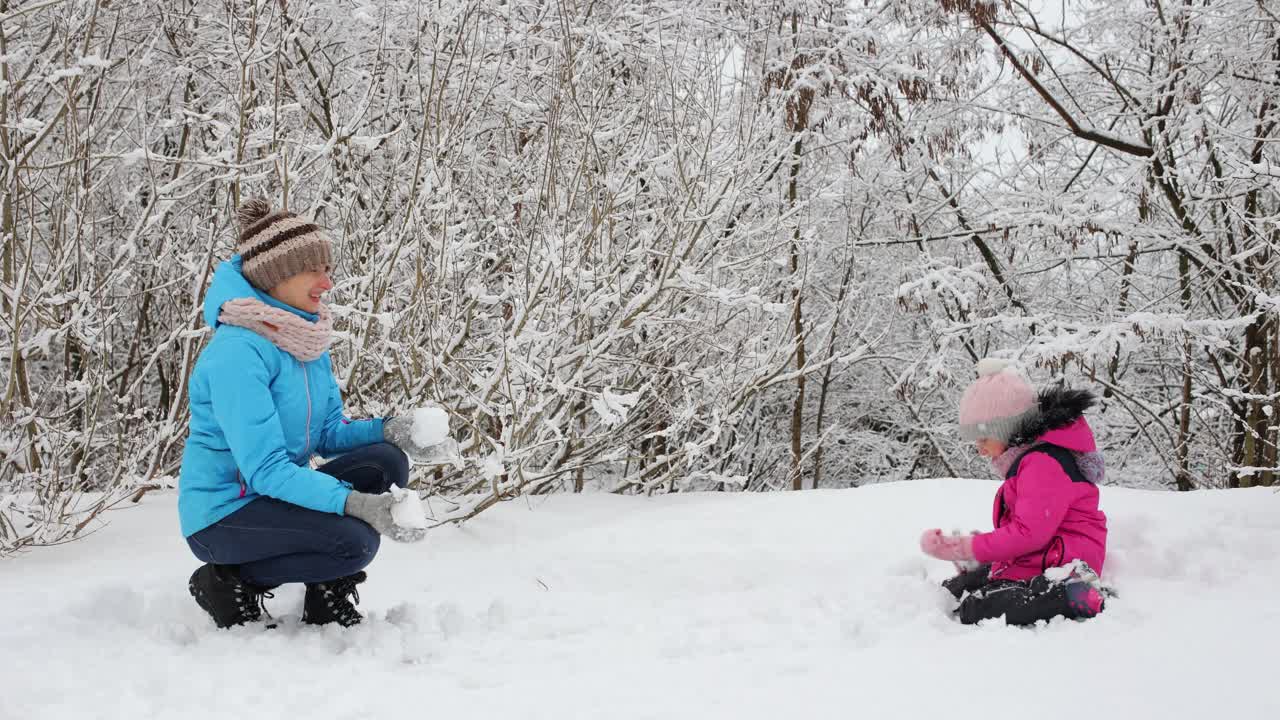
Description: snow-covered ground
3,480,1278,719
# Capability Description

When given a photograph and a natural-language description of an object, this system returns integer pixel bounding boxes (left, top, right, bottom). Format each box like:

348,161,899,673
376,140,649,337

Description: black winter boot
188,563,275,628
302,571,367,627
942,563,992,600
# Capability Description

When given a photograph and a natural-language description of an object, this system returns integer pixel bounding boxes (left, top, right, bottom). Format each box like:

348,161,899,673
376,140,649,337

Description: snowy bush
2,0,1277,553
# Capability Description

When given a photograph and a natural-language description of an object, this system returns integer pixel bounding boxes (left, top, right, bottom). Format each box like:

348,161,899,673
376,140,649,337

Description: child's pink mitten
919,528,976,562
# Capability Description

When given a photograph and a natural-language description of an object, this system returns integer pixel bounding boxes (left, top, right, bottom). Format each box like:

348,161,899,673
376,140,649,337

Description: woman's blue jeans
185,443,409,586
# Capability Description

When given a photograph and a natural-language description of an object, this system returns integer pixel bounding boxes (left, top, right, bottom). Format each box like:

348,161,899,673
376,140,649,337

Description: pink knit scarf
989,443,1107,484
989,444,1033,479
218,297,334,362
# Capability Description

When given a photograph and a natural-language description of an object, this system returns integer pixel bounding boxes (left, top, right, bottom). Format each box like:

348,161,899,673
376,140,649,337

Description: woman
179,198,434,629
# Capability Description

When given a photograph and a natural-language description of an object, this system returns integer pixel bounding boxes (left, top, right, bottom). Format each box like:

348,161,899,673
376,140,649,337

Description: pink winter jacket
971,418,1108,581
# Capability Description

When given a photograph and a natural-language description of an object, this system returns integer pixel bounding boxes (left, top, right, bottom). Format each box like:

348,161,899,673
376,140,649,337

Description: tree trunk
788,133,806,491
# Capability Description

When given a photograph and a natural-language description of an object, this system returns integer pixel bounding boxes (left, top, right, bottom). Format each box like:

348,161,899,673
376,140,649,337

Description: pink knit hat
958,358,1039,443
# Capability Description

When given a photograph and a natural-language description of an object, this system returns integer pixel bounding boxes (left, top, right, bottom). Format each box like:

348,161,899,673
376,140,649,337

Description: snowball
388,485,428,529
949,527,980,571
411,407,449,447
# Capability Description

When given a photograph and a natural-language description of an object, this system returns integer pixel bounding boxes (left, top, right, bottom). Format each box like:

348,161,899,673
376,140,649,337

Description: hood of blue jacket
203,256,319,328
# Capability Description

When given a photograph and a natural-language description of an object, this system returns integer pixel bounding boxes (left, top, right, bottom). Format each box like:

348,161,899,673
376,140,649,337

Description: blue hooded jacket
177,257,384,537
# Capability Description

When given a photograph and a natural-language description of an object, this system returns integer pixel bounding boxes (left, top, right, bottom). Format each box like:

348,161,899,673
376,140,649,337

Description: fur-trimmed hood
1005,386,1098,450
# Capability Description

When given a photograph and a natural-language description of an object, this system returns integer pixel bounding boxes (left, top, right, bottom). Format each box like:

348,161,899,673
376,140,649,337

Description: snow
1043,559,1092,583
591,388,640,427
410,406,449,447
480,446,506,480
46,67,84,83
120,148,148,165
3,480,1279,719
388,485,428,530
16,117,44,135
77,54,112,69
975,357,1014,377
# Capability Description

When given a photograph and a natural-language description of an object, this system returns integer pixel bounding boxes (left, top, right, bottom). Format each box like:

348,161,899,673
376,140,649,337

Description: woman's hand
384,412,459,466
344,491,427,543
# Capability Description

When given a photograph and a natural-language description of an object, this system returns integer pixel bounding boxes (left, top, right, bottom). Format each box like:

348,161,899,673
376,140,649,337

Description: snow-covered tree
2,0,1274,554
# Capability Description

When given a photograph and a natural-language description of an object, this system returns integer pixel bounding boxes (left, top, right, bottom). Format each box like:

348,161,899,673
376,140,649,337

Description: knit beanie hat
235,198,333,291
957,358,1039,443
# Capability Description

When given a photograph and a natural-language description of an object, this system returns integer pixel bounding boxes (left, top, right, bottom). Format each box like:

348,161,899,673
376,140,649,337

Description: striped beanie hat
235,198,333,291
958,358,1039,443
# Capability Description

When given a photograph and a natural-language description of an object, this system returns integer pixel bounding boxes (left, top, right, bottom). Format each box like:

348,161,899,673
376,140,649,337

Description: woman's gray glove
384,413,460,466
343,491,426,543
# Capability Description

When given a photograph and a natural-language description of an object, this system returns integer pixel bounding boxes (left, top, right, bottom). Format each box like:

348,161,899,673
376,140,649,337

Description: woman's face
268,268,333,314
975,437,1008,458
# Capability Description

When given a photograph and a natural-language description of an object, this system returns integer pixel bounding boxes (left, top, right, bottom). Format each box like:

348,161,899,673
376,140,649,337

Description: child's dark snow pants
943,564,1104,627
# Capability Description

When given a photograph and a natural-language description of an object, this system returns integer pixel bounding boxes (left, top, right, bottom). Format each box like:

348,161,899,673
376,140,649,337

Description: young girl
180,198,438,629
920,358,1108,626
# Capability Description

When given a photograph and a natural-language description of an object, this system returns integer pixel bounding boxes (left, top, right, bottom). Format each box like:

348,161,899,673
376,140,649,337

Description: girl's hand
919,528,976,562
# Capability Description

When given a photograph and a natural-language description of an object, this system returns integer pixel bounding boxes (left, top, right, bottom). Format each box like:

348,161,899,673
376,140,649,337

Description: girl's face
269,268,333,314
975,437,1008,458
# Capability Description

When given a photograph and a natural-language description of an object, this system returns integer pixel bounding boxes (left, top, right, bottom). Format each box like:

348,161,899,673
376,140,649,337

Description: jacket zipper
301,359,313,458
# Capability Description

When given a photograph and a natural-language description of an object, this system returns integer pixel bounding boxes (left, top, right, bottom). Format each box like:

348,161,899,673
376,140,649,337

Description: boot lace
319,574,363,627
233,582,274,624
